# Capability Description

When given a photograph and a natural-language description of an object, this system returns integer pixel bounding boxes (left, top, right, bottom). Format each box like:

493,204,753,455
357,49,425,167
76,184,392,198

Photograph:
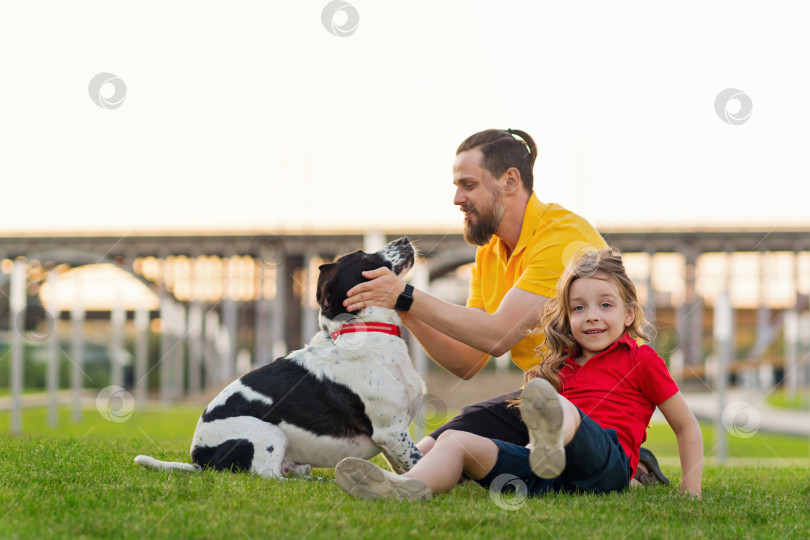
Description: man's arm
343,267,548,379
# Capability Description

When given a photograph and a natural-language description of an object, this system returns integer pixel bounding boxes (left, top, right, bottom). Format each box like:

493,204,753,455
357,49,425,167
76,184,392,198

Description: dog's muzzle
381,236,415,276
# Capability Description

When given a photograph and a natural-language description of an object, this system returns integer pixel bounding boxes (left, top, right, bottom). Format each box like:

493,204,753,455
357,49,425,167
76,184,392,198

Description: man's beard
463,195,505,246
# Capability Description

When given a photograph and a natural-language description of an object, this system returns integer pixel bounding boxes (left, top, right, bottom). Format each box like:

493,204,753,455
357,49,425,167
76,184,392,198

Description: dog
134,237,425,478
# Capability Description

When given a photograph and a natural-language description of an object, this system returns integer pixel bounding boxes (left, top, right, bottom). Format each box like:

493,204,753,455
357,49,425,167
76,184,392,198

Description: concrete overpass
1,227,809,425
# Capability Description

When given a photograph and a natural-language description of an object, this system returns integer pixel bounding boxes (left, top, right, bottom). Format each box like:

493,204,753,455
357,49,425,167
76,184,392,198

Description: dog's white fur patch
203,379,274,416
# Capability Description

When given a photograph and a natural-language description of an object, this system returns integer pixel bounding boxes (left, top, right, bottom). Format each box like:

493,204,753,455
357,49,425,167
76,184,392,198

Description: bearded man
343,129,668,486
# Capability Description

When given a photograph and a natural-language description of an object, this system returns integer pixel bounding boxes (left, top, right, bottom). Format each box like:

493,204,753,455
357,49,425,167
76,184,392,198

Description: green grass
766,389,810,411
1,406,809,539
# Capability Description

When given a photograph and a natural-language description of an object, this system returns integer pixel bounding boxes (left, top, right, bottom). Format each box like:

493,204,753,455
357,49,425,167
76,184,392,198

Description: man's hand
343,267,407,312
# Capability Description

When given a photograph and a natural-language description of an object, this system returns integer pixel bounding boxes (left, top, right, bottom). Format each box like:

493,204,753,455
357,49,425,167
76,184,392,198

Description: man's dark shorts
430,390,528,444
477,408,633,496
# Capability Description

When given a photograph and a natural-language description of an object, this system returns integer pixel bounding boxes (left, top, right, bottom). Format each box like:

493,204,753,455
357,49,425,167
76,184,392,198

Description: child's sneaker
521,378,566,479
335,457,432,501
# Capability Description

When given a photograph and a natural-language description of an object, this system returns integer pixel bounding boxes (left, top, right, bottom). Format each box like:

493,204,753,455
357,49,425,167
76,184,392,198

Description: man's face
453,149,505,246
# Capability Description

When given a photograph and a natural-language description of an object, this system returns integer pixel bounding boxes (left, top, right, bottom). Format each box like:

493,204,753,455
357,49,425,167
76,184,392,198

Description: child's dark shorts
477,407,633,496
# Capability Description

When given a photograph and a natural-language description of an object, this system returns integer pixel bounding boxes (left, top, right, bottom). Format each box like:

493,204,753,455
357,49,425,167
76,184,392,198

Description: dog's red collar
331,322,402,341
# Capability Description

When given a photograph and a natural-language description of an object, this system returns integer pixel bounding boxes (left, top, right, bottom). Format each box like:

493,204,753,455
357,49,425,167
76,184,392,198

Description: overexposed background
1,1,809,233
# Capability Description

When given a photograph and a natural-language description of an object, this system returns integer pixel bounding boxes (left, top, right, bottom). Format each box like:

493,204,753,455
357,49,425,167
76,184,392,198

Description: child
334,247,703,501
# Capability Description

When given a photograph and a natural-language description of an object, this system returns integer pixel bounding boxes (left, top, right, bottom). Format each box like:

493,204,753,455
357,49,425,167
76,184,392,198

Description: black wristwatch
395,284,414,312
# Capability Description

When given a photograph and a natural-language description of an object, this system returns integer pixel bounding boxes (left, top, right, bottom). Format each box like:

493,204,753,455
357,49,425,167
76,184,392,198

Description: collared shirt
559,333,680,474
466,193,607,371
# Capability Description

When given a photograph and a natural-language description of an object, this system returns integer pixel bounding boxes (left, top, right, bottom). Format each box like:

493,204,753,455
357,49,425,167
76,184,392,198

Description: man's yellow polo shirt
466,193,607,371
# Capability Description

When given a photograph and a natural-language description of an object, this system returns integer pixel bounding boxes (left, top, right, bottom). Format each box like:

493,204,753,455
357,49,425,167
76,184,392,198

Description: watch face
396,285,414,311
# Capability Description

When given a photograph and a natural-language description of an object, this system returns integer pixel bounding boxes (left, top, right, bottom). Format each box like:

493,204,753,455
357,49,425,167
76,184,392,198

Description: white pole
714,289,732,464
160,298,173,405
173,303,187,400
111,291,125,389
204,310,219,387
10,261,27,434
301,253,319,345
71,274,85,423
272,259,287,360
785,310,798,399
46,271,59,428
223,297,237,382
363,232,386,253
135,305,149,404
188,302,203,396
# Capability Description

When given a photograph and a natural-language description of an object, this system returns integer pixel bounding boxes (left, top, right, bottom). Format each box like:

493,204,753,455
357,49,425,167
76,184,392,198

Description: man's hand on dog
344,267,407,312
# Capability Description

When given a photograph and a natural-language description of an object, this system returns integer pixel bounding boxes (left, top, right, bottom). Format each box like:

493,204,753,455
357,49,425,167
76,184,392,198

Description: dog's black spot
316,250,393,317
202,358,374,439
267,445,274,454
192,439,254,472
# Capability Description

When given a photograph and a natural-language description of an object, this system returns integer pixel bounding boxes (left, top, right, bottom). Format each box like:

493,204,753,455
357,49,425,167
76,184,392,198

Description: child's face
567,273,636,362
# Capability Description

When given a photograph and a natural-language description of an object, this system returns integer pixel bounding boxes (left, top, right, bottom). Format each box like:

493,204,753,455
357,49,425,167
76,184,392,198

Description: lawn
1,406,809,540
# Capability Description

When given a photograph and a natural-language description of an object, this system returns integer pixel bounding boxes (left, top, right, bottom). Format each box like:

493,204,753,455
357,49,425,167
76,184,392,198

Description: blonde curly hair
524,247,652,392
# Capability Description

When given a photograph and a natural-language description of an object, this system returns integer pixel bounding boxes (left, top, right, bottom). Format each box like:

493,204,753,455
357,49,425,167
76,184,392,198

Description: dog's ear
316,262,338,310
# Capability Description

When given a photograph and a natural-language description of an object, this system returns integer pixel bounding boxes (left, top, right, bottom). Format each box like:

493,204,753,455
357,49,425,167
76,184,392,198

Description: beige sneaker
335,457,431,501
521,378,566,479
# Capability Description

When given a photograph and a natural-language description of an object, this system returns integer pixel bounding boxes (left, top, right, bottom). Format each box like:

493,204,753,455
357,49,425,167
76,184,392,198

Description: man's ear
502,167,522,194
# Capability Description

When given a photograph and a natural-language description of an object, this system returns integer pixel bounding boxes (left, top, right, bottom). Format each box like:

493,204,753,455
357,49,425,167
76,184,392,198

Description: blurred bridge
2,227,810,432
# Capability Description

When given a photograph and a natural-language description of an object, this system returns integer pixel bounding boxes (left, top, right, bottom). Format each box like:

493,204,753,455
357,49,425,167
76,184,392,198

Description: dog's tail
134,454,202,472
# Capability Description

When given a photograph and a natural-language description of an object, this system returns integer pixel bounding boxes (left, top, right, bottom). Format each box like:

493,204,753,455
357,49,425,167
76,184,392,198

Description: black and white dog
135,237,425,478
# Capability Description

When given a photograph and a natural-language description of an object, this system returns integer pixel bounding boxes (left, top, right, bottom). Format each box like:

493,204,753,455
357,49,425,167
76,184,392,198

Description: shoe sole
335,457,431,501
521,379,566,479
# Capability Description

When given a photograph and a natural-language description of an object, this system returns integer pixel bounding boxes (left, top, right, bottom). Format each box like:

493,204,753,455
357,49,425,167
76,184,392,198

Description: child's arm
657,391,703,498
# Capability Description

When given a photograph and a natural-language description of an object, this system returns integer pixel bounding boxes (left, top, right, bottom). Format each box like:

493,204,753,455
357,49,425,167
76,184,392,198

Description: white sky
2,1,810,234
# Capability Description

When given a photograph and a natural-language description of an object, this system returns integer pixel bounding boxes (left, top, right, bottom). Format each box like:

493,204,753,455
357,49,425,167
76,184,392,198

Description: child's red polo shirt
558,333,679,474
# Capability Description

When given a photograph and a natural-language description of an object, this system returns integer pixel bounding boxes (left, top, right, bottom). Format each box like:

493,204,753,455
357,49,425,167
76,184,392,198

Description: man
343,129,667,486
